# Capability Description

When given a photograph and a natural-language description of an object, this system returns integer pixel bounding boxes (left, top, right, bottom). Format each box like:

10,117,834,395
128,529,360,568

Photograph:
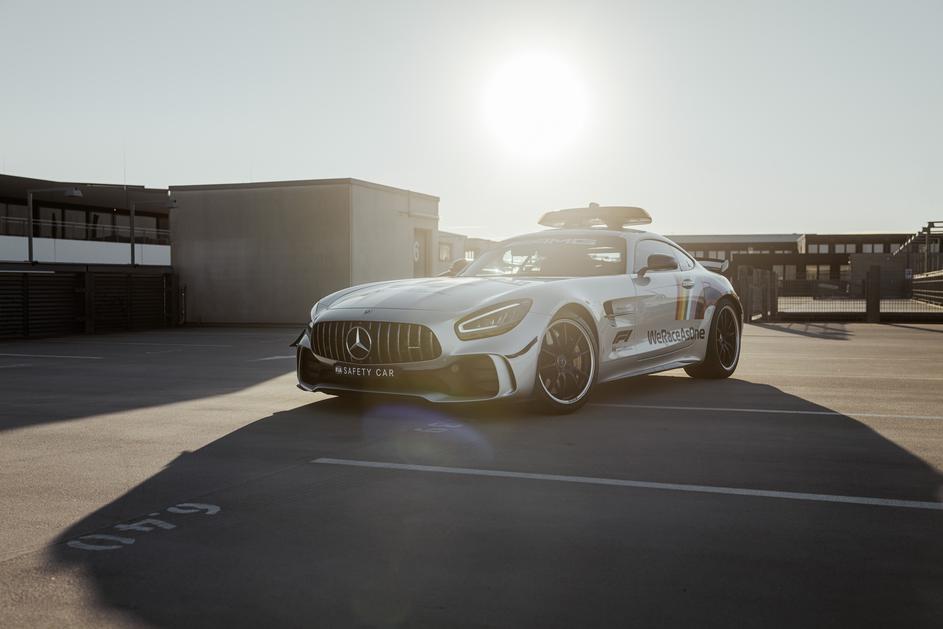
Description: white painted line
0,363,33,369
250,355,295,361
312,458,943,512
0,352,103,360
589,403,943,421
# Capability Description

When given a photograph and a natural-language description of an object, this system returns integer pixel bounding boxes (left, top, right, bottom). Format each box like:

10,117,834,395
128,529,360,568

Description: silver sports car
294,205,742,412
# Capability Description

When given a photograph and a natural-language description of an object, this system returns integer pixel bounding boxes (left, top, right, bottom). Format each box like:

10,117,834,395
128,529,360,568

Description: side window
633,240,681,273
672,246,696,271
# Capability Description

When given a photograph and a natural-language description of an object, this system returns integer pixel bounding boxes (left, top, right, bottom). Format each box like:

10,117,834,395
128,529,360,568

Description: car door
670,244,707,349
631,239,688,358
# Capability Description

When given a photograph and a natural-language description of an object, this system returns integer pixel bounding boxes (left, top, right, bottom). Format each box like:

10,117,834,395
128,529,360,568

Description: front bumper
294,309,548,403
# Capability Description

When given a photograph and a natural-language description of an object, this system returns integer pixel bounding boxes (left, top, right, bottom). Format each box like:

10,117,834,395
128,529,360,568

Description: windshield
461,236,627,277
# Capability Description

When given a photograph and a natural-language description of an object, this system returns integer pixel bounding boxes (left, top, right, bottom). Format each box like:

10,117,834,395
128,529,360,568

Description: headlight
455,299,532,340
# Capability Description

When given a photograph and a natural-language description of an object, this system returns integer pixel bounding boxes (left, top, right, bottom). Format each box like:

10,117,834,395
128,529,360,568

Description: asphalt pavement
1,322,941,627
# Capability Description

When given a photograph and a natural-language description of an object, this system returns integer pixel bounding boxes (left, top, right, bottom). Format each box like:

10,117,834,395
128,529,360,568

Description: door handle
681,279,694,289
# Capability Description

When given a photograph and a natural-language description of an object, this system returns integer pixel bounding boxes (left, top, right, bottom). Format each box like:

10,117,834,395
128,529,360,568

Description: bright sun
482,51,589,161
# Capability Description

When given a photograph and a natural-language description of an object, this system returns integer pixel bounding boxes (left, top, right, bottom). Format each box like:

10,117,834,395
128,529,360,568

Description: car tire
684,299,741,379
533,314,598,414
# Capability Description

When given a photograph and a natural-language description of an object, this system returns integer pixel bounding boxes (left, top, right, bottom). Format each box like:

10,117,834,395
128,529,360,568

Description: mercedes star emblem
345,326,372,361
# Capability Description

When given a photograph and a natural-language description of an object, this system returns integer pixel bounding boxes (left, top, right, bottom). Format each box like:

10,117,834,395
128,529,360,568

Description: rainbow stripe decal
676,281,707,321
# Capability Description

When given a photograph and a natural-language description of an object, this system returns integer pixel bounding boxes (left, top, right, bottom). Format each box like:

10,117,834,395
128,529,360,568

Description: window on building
439,242,452,262
846,244,856,254
808,244,819,254
1,203,28,236
873,243,884,253
37,206,63,238
464,250,475,261
134,214,159,243
115,213,130,241
784,265,797,280
772,265,784,279
63,208,87,240
862,243,873,253
90,211,114,241
891,243,901,253
805,264,818,280
839,264,851,281
835,244,845,254
819,264,832,279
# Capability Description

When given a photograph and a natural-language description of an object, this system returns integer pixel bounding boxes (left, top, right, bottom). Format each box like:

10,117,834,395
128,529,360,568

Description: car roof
500,228,670,244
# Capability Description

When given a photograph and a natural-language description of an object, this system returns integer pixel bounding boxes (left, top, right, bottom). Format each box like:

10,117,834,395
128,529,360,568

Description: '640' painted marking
66,503,220,551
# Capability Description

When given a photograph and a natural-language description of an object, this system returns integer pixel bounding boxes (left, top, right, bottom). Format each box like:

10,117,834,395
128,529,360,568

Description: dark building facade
1,173,171,266
668,232,915,282
1,174,175,339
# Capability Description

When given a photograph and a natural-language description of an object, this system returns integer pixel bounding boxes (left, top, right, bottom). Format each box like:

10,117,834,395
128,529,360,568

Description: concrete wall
170,182,351,324
349,182,439,284
0,235,170,265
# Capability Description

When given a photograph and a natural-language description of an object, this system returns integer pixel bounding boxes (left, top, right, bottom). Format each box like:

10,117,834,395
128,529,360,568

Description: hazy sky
2,0,941,239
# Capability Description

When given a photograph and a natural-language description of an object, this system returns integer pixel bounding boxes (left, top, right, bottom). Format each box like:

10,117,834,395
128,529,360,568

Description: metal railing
912,270,943,307
892,220,942,275
778,279,863,299
736,266,943,321
0,216,170,245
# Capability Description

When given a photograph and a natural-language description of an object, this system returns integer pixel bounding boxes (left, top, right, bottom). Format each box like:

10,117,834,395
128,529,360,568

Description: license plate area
333,363,398,381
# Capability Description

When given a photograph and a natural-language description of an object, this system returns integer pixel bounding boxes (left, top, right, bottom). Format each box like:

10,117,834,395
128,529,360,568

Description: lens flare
481,51,589,161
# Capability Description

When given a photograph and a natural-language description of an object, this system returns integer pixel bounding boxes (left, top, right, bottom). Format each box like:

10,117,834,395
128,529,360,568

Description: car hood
326,276,560,312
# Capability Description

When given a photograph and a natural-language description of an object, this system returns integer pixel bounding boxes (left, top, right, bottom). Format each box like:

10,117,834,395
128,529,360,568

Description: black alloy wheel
535,316,597,412
715,304,740,370
684,301,741,379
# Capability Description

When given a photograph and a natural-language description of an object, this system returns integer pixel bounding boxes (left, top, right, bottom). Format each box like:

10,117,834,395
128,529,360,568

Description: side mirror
638,253,678,277
441,258,469,277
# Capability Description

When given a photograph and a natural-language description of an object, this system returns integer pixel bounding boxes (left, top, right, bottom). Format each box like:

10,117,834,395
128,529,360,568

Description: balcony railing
0,217,170,245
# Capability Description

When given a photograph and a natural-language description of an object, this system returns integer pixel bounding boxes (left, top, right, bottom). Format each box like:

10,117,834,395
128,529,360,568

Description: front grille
310,320,441,364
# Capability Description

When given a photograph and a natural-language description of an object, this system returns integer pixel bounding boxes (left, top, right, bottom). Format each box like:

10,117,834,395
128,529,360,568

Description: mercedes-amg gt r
293,205,742,412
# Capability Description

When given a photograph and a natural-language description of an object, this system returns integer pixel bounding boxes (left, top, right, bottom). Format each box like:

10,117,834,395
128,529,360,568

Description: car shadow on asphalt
50,377,943,628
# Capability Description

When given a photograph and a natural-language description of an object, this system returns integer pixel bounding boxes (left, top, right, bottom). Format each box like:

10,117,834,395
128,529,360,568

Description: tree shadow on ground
49,376,943,628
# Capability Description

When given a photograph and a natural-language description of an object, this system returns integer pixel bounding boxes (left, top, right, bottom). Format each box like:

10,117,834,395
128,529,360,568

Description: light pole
26,187,83,263
129,197,176,265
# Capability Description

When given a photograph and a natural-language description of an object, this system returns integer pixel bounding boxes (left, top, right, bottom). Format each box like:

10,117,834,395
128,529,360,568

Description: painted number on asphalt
66,503,220,551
